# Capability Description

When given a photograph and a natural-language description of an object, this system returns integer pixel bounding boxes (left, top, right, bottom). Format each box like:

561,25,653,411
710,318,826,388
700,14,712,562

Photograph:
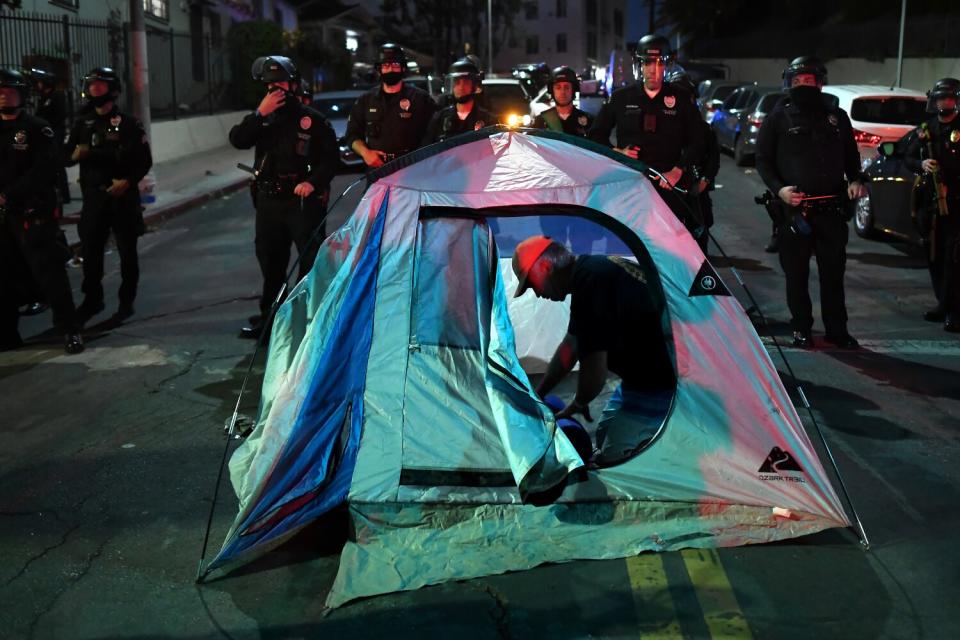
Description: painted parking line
760,337,960,356
681,549,753,640
626,554,683,639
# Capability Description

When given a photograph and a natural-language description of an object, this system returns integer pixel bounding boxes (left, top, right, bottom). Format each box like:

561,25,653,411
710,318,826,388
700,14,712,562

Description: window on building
50,0,80,9
587,31,597,58
189,3,205,81
586,0,597,26
274,9,283,24
525,1,538,20
556,33,567,53
613,9,623,37
143,0,169,20
209,12,222,47
526,35,539,55
556,0,566,18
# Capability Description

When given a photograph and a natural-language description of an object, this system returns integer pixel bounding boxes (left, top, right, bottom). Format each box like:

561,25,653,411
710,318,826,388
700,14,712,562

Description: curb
60,177,250,246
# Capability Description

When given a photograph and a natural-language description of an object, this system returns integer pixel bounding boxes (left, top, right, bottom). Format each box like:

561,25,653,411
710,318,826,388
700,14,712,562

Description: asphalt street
1,152,958,639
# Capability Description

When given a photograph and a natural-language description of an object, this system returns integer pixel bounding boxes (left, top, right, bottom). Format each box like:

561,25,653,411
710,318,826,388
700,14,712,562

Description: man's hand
106,178,130,197
778,185,804,206
847,181,867,200
361,148,387,168
71,144,90,162
921,158,939,174
659,166,683,190
615,145,639,159
256,88,286,117
556,400,594,423
293,181,315,198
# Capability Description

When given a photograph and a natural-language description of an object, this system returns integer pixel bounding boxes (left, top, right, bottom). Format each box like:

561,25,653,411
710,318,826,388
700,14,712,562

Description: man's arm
903,128,924,174
306,117,339,191
571,350,608,408
228,112,263,150
536,333,579,398
676,94,704,172
587,98,616,147
755,110,786,195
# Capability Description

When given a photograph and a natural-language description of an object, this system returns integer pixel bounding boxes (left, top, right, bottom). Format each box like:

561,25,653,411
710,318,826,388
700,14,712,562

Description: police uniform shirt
66,106,152,191
567,255,675,392
345,83,436,155
0,112,59,213
755,96,864,197
532,106,594,137
422,103,496,145
905,116,960,192
229,101,339,192
588,82,702,172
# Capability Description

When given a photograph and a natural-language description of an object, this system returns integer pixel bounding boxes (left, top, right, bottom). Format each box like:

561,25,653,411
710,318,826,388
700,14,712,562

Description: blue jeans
594,386,673,465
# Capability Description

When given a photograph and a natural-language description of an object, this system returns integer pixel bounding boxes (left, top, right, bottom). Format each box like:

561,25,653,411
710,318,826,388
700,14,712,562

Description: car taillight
748,115,764,128
853,129,882,145
706,104,717,112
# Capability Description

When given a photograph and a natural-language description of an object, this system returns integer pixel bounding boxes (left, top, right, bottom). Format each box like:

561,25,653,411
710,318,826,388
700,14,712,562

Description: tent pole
194,176,367,581
704,231,871,549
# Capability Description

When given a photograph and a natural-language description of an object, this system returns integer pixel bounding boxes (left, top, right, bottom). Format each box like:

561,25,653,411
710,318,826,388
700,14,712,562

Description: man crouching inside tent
512,236,676,466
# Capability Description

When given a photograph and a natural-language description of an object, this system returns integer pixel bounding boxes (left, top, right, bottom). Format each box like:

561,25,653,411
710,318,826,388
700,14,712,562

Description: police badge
827,114,839,126
474,120,485,130
663,95,676,108
399,98,411,111
300,116,312,130
110,115,122,128
14,131,26,144
951,129,960,144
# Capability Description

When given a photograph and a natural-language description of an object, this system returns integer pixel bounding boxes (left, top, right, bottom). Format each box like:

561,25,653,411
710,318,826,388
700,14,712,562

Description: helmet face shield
251,56,299,85
926,78,960,113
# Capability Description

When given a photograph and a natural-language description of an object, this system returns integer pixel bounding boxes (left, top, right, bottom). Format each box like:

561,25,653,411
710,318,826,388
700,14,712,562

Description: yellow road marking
626,554,683,639
681,548,753,639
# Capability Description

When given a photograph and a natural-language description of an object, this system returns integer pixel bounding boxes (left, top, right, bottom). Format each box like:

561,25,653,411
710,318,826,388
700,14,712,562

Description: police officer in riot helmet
904,77,960,331
589,34,703,235
229,56,339,340
65,67,153,326
0,68,84,353
422,57,496,145
532,66,593,137
346,43,436,169
755,56,868,349
665,69,719,253
29,68,71,203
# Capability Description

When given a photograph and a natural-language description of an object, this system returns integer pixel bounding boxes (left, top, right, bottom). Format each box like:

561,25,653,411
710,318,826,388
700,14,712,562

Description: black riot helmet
634,34,675,65
82,67,122,107
378,43,408,70
782,56,828,89
251,56,300,86
926,77,960,113
550,66,579,93
447,57,483,103
0,68,29,103
29,67,57,90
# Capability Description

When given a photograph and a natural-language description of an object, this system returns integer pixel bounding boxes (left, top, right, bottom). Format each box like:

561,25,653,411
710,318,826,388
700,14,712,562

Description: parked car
821,85,927,161
311,89,365,169
405,74,442,103
854,129,922,244
711,84,785,166
479,77,533,126
696,79,741,123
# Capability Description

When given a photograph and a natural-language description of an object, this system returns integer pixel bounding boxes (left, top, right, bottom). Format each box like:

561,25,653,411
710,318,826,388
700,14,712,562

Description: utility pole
487,0,493,74
648,0,655,34
895,0,907,88
129,0,156,203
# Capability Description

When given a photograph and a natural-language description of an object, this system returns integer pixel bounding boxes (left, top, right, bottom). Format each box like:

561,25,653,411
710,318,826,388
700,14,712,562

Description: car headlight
506,113,520,127
522,114,531,126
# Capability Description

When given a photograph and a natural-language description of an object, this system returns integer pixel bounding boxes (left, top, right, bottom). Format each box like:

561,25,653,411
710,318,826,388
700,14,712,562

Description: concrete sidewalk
59,144,253,245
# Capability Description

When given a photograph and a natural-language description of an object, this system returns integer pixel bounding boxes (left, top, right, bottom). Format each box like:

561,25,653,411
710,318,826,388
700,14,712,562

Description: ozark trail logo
758,447,806,483
700,275,716,291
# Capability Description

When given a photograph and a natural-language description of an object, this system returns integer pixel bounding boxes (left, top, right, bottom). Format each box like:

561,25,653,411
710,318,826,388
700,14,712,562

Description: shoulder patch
664,95,676,109
300,116,312,130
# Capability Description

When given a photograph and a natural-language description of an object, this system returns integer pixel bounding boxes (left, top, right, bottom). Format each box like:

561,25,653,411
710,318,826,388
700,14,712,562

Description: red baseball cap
512,235,555,297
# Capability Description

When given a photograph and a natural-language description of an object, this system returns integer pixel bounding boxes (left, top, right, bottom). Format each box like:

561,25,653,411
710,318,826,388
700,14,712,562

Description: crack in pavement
476,582,512,640
133,295,259,325
3,509,76,588
152,349,204,391
25,533,111,640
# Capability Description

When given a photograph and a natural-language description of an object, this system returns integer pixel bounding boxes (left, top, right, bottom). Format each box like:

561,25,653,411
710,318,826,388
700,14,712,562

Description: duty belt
256,174,304,197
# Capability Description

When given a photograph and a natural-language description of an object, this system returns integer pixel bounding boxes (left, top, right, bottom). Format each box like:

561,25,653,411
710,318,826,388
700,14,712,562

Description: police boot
791,330,814,349
824,333,860,349
64,332,85,354
1,335,24,352
945,315,960,333
19,302,49,316
923,307,946,322
764,231,780,253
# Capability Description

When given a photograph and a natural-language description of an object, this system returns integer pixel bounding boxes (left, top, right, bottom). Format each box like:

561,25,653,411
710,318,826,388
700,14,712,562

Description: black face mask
789,85,822,111
938,108,956,118
381,72,403,87
0,105,20,115
87,93,114,108
455,93,474,105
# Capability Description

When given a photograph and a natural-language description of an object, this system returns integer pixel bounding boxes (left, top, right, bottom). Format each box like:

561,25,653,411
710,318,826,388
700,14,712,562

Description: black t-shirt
567,255,675,391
